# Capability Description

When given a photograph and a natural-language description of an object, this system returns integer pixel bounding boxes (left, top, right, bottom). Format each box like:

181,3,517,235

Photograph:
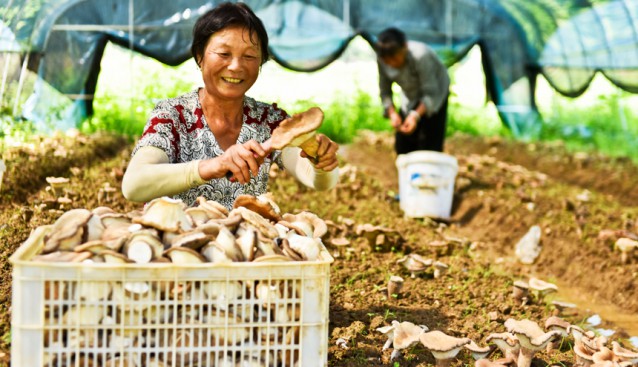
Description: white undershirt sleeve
281,147,339,191
121,146,206,202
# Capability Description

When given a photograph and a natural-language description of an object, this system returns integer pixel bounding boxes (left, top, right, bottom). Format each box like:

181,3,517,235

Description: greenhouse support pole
1,53,12,108
12,53,29,116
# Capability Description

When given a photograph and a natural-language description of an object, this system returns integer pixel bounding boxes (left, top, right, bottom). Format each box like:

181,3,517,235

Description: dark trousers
395,95,448,154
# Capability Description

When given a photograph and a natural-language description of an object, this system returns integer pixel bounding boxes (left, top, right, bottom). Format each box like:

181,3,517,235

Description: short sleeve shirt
132,90,288,209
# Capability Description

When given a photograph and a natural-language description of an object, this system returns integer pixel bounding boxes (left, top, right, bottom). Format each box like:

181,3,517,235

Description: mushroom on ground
511,280,530,305
387,275,404,300
527,277,558,303
614,237,638,264
419,330,471,367
328,237,350,258
391,321,429,361
544,316,571,352
376,322,397,351
504,318,562,367
485,332,519,361
397,253,433,278
45,176,70,197
356,223,402,252
611,341,638,364
464,340,493,360
432,261,449,279
551,300,577,316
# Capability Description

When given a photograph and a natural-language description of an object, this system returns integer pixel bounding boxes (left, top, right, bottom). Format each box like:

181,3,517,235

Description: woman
122,2,339,210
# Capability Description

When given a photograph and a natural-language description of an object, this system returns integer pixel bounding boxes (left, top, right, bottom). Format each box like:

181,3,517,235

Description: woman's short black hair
375,27,407,58
191,2,269,66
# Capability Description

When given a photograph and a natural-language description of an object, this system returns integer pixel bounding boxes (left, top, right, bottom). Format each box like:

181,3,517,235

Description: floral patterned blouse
132,90,288,209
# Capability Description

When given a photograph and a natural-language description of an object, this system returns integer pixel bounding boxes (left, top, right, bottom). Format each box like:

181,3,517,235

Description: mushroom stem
517,348,534,367
298,134,319,158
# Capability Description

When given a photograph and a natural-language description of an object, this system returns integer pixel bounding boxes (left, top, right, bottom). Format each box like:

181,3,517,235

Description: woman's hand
301,134,339,171
199,139,266,184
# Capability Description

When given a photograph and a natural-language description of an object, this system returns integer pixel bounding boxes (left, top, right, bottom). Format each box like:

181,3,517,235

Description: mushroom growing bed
1,131,638,366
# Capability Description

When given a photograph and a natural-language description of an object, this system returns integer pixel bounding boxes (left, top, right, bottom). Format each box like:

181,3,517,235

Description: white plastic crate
10,225,333,367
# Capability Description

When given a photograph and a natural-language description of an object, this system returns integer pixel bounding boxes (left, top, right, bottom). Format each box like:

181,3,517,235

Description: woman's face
200,26,262,101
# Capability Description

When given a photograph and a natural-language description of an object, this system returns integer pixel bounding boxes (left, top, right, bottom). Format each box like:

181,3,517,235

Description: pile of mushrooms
376,316,638,367
24,194,330,367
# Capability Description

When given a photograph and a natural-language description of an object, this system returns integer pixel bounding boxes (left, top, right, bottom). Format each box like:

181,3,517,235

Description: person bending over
375,27,450,154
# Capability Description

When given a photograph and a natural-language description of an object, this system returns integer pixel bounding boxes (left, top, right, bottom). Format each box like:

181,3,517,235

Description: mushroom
568,324,596,347
286,232,322,261
504,318,562,367
356,223,402,252
328,236,350,258
45,176,70,197
527,277,558,303
184,206,212,227
544,316,570,352
232,206,279,239
387,275,404,300
163,246,206,264
195,196,229,219
614,237,638,264
428,240,452,257
282,211,328,239
432,261,449,279
485,332,520,361
391,321,428,360
376,322,397,351
551,300,577,316
133,196,193,233
419,330,471,367
234,194,282,222
464,340,493,360
42,208,94,252
267,106,324,159
611,341,638,364
574,340,596,367
511,280,530,305
123,230,165,263
397,253,433,278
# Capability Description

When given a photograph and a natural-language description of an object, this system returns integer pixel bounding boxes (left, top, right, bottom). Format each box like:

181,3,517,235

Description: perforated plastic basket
10,225,333,366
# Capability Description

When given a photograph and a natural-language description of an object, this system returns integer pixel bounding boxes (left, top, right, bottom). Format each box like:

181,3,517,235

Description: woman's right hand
199,140,267,184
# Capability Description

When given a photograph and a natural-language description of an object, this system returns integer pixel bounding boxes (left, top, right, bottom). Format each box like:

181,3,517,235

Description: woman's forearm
122,146,206,202
281,147,338,191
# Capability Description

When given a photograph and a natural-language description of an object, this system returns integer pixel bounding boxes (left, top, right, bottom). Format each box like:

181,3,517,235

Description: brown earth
0,130,636,366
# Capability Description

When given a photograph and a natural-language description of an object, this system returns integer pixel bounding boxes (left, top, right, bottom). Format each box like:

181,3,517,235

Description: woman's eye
217,52,230,57
244,55,257,60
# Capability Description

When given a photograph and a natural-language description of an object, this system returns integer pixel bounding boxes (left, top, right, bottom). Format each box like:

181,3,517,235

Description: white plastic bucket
395,151,458,219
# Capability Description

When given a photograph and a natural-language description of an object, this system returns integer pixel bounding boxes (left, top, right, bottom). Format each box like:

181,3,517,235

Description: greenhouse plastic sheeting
1,0,637,137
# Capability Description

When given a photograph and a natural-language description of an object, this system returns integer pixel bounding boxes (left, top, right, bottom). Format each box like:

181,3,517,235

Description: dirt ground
0,130,636,366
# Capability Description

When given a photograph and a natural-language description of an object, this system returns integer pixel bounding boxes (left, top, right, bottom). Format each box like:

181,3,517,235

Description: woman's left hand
301,134,339,171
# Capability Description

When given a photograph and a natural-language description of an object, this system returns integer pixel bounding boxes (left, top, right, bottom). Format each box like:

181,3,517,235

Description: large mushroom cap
270,107,324,150
234,194,281,222
419,330,471,359
133,197,193,233
504,318,561,350
393,321,427,350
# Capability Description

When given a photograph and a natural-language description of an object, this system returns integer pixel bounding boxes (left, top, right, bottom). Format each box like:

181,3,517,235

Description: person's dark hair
375,27,407,58
191,2,269,66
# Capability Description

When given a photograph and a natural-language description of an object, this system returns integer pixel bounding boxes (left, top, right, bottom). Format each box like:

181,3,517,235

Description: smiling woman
121,1,339,210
